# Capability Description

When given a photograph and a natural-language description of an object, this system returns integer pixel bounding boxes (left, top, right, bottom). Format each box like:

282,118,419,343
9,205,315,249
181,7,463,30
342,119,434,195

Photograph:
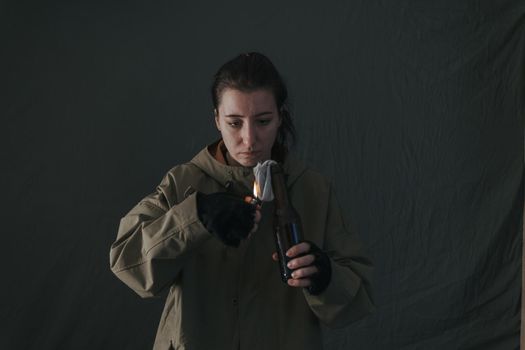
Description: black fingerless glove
196,192,256,247
304,240,332,295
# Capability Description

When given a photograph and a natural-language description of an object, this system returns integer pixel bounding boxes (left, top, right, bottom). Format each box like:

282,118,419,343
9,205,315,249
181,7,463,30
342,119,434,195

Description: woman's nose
242,124,256,147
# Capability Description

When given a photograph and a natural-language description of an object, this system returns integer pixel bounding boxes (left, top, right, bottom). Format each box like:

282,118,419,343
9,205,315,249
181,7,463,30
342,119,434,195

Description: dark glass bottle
271,164,304,283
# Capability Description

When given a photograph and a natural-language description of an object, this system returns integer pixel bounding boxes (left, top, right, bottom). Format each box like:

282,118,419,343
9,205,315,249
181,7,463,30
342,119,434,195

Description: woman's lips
240,151,260,157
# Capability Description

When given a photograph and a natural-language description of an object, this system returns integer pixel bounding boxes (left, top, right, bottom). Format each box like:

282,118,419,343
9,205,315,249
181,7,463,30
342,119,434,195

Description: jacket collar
190,139,307,192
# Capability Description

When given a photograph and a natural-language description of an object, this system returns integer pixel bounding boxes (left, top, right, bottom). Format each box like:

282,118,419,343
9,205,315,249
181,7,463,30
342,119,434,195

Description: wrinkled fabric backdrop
3,0,524,349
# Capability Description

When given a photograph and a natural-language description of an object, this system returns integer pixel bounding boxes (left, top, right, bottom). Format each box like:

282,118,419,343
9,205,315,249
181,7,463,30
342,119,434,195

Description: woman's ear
278,107,285,126
214,109,221,131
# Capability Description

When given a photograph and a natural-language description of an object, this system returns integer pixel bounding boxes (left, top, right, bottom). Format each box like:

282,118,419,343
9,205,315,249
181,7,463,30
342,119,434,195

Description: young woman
110,52,374,350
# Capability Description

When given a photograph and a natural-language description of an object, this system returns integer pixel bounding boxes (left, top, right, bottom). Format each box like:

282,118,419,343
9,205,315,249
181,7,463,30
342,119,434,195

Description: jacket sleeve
109,171,211,298
303,186,375,328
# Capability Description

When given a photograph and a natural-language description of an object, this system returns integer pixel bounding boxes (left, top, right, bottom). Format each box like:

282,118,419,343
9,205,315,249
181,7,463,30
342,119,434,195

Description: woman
110,52,374,350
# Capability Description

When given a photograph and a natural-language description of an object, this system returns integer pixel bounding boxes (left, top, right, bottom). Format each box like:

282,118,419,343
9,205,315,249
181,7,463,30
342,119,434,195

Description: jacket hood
189,139,308,193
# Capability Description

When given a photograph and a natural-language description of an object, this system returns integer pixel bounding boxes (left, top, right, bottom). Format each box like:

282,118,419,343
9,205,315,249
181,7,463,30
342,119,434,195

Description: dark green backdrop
3,0,524,349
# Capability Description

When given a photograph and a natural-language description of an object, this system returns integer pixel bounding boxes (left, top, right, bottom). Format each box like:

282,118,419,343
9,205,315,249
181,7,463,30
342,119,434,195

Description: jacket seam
140,200,167,213
144,218,200,255
112,218,200,273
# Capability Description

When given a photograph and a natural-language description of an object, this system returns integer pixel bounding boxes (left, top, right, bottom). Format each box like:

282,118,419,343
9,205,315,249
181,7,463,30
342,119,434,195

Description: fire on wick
245,180,262,207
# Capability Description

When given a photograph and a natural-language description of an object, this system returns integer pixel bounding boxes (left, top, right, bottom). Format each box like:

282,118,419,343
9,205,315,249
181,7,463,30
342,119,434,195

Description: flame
253,180,260,199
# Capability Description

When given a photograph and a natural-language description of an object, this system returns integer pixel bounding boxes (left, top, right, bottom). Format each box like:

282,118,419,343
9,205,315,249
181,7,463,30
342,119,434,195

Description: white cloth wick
253,160,277,202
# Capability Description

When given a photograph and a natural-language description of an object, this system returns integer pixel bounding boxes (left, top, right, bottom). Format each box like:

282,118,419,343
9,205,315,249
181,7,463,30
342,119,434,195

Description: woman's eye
228,121,241,128
258,119,271,125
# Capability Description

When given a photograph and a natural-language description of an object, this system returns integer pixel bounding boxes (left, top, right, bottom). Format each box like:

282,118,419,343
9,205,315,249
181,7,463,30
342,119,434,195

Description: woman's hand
272,241,332,294
244,196,262,234
271,242,318,288
250,207,262,234
197,192,260,247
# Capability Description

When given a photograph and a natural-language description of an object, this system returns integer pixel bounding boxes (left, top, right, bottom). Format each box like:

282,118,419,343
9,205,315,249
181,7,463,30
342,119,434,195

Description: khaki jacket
110,142,374,350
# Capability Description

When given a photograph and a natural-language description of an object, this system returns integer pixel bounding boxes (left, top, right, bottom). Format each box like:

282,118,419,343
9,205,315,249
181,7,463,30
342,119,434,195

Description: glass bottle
271,164,304,283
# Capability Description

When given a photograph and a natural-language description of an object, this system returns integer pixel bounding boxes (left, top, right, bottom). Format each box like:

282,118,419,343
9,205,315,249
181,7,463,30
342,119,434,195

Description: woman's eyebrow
225,111,274,118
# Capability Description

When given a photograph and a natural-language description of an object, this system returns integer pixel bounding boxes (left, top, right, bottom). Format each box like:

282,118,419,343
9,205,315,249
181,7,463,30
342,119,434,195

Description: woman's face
215,88,281,167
